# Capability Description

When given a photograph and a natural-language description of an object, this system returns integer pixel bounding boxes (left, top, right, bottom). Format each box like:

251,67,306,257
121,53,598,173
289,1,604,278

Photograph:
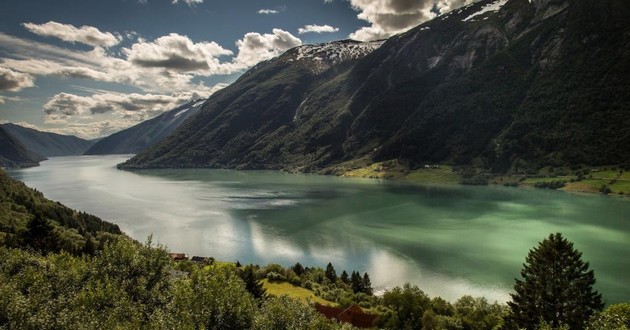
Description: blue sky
0,0,469,139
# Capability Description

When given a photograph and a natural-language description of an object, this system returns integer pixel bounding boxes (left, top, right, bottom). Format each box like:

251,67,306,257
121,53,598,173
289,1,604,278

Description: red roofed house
314,303,378,328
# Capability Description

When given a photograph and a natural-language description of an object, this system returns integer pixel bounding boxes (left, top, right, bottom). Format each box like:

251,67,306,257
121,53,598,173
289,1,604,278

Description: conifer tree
351,271,363,293
325,262,337,282
242,265,266,300
362,272,373,295
340,270,349,284
292,262,304,276
507,233,603,330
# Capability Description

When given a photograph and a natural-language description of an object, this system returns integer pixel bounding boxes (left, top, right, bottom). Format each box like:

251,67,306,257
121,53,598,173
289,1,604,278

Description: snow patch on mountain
287,40,384,74
463,0,508,21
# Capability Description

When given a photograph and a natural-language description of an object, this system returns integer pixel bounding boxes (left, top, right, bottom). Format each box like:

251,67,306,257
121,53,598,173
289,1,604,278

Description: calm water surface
8,155,630,303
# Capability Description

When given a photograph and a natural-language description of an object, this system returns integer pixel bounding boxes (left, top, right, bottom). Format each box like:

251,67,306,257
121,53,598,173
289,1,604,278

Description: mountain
121,0,630,173
0,126,44,168
84,99,206,155
2,123,94,157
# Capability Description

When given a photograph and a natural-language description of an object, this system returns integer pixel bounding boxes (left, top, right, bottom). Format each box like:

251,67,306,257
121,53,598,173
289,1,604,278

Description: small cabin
314,303,378,328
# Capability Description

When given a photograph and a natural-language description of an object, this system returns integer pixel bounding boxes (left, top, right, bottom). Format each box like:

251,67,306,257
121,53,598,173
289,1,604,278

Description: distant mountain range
84,99,205,155
120,0,630,173
0,125,45,168
2,123,94,157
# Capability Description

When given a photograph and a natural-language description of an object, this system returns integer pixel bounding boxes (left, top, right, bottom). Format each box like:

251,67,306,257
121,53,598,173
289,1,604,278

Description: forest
1,169,628,329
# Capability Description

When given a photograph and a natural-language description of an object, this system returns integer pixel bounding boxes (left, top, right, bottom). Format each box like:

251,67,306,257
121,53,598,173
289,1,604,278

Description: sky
0,0,472,139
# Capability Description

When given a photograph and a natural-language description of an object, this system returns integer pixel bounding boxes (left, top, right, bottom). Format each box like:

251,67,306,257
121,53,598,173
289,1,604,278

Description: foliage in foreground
0,238,338,330
1,232,626,330
507,233,604,330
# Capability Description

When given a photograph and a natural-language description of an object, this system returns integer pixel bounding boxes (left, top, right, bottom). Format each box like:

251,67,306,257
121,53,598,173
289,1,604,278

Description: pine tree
340,270,349,284
21,212,57,253
292,262,304,276
242,265,266,300
351,271,363,293
507,233,603,330
325,262,337,282
361,272,373,295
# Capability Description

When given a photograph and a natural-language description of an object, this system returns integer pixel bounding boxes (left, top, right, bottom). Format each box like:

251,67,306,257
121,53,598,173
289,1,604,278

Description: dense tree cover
1,230,626,329
0,169,121,255
586,303,630,330
0,238,340,330
507,233,604,330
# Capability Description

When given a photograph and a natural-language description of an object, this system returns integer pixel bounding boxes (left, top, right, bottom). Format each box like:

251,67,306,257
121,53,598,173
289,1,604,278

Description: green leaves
507,233,604,330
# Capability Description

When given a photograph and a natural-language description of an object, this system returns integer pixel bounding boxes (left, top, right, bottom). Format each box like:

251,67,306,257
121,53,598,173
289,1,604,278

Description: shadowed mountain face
2,123,94,157
121,0,630,173
0,126,44,168
84,99,206,155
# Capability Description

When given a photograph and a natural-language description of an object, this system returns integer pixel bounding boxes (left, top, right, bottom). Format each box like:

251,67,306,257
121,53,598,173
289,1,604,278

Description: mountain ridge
2,123,94,157
0,126,45,168
120,0,630,173
84,99,205,155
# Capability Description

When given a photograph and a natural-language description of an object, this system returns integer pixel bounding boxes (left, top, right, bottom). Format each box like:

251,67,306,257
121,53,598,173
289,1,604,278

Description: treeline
0,169,121,255
2,234,629,329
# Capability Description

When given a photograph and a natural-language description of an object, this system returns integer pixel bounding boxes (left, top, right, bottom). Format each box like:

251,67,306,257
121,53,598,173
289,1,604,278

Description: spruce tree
340,270,349,284
362,272,373,295
351,271,363,293
242,265,266,300
325,262,337,282
292,262,304,276
507,233,603,330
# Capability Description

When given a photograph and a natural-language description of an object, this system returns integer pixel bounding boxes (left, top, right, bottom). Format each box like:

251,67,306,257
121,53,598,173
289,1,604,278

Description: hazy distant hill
0,126,44,168
121,0,630,173
2,123,94,157
84,99,205,155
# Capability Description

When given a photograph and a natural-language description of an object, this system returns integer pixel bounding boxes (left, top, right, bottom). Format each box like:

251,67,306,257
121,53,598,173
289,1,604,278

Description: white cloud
41,86,226,139
124,33,234,73
0,67,35,91
232,29,302,69
43,90,213,118
172,0,203,7
298,24,340,34
258,9,279,14
0,96,23,104
22,21,121,48
1,29,301,94
347,0,474,41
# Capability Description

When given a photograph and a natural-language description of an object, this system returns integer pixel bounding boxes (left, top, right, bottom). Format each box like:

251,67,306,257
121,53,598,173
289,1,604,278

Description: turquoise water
8,155,629,303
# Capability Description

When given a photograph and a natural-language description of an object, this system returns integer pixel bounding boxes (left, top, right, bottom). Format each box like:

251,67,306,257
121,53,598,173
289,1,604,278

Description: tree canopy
507,233,604,330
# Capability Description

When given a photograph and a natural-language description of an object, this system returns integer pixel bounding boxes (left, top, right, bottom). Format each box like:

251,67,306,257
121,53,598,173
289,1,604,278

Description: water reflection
8,155,630,304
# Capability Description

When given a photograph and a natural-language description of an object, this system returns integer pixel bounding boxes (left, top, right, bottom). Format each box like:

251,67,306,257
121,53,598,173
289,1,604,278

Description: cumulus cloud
172,0,203,6
124,33,233,73
1,28,301,93
298,24,340,34
347,0,474,41
258,9,279,14
232,29,302,69
0,67,35,91
41,87,226,139
22,21,121,48
43,90,213,119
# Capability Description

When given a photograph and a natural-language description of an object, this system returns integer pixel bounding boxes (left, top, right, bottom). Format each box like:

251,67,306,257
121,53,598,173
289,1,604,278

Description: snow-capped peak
463,0,509,22
285,40,384,73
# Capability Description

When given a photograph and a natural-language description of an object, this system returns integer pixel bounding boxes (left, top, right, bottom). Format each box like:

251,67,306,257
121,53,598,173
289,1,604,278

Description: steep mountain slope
84,99,205,155
2,123,94,157
0,169,121,253
121,0,630,173
0,126,44,168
